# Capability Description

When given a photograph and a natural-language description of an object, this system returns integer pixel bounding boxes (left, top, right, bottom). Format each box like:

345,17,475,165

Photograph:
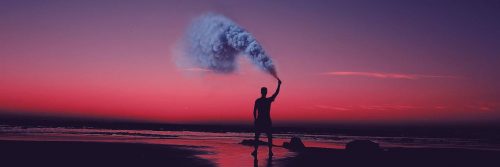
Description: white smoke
181,13,278,78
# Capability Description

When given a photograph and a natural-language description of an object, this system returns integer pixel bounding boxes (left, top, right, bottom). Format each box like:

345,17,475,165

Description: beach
1,125,500,167
2,139,499,167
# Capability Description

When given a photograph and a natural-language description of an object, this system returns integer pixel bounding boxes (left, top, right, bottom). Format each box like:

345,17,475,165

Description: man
252,79,281,157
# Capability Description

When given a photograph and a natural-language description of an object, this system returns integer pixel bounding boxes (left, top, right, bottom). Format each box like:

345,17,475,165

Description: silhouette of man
252,79,281,157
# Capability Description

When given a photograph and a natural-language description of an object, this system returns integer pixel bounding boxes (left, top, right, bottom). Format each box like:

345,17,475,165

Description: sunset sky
1,0,499,125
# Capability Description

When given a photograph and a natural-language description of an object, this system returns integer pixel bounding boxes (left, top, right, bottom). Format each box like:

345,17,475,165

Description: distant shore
2,113,500,139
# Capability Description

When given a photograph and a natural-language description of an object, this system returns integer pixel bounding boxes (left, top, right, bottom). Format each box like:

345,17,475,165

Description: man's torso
255,97,273,122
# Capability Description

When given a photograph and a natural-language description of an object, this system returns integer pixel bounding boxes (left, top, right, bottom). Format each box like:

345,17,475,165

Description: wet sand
279,147,500,167
3,139,499,167
0,140,214,167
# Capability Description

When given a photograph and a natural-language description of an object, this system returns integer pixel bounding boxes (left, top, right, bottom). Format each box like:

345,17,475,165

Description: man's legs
252,131,260,156
266,131,273,156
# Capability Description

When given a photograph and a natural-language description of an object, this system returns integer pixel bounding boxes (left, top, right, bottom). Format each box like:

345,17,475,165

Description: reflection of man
252,79,281,157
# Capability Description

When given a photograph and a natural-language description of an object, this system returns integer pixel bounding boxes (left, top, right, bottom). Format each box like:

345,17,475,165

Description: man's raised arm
270,79,282,101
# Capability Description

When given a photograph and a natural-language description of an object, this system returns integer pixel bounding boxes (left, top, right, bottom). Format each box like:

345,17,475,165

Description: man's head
261,87,267,97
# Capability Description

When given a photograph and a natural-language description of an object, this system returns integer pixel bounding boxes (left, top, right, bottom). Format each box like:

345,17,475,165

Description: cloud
306,103,499,113
466,102,499,112
305,104,422,112
359,105,417,110
322,71,460,80
182,68,213,72
314,105,351,111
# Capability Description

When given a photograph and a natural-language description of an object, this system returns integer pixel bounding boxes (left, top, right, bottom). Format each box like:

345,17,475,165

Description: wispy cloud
182,68,213,72
359,105,417,110
467,102,499,112
307,103,499,113
322,71,460,80
314,105,351,111
306,104,418,112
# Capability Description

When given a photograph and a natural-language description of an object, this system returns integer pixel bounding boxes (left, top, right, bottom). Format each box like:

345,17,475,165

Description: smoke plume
182,13,278,78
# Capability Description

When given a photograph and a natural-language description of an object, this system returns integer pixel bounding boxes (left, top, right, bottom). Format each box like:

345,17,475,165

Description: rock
240,139,269,146
283,136,306,151
345,140,380,153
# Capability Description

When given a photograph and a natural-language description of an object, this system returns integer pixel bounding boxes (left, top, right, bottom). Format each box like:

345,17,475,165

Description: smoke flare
182,13,278,78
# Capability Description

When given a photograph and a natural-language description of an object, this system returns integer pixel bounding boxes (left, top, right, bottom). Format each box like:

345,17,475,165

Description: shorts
255,118,272,132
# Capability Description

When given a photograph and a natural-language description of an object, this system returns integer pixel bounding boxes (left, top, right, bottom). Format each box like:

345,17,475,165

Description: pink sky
1,0,499,125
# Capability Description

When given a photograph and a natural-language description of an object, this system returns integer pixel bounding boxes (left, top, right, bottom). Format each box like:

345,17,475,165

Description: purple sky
1,0,500,124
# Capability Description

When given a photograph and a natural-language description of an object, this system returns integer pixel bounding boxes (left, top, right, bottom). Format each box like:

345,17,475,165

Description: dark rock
345,140,380,153
283,136,306,151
